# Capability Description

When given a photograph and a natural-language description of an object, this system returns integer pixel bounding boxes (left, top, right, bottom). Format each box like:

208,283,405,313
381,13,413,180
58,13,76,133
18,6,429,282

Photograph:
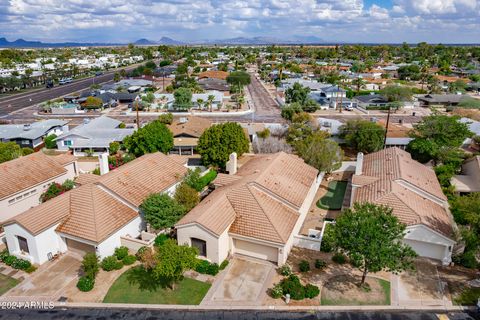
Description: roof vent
23,124,31,131
179,117,188,124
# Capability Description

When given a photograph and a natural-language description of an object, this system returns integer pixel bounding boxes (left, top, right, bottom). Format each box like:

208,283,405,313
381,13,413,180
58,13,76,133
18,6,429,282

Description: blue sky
0,0,479,43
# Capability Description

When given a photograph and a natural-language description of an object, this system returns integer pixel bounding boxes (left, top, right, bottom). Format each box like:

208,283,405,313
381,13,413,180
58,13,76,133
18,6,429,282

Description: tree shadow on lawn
126,266,172,292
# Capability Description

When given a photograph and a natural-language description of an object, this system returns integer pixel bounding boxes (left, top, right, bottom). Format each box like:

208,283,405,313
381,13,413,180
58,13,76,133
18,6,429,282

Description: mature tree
331,203,417,285
44,134,57,149
339,119,385,153
286,112,316,145
152,239,198,289
0,141,22,163
397,64,421,81
83,96,103,109
197,122,249,169
295,132,343,173
140,193,186,230
123,120,173,157
380,85,413,102
173,87,193,110
285,83,310,105
174,182,199,212
142,92,155,103
158,113,173,125
281,103,303,121
226,71,251,91
407,115,472,163
450,192,480,229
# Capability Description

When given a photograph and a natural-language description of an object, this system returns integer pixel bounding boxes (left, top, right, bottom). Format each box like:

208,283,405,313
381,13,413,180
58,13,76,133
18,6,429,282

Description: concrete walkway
201,256,275,306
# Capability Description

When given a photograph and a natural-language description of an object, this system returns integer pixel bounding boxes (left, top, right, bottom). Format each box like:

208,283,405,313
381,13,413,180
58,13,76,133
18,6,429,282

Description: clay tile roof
98,152,187,207
75,173,101,186
177,152,318,244
0,152,70,200
353,147,453,237
52,153,76,166
168,117,212,138
56,184,138,243
197,70,229,80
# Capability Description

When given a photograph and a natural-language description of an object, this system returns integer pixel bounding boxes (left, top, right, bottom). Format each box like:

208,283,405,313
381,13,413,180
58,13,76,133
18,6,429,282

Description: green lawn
103,266,211,305
0,274,20,296
317,181,348,210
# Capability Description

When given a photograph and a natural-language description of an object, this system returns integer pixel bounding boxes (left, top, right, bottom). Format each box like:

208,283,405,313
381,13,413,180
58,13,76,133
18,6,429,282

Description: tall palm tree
196,98,205,110
207,95,215,112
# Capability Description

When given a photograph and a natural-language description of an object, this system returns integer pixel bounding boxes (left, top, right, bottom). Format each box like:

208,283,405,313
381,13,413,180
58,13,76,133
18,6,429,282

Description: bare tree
253,136,292,154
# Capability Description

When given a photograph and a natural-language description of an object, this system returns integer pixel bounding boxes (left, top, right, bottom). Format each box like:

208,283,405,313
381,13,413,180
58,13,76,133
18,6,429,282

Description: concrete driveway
201,257,275,306
2,254,81,301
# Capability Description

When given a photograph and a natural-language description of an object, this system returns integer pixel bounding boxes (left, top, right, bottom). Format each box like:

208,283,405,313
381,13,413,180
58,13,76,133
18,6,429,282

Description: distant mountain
157,37,184,45
203,36,324,45
134,38,157,45
0,37,119,48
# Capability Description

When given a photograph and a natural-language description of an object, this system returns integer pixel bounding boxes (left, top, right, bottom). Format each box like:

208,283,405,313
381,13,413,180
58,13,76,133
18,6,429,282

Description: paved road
0,308,477,320
0,65,141,118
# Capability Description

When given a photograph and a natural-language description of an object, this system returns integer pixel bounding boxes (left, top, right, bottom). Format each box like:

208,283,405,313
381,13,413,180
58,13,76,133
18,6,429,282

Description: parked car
95,71,104,76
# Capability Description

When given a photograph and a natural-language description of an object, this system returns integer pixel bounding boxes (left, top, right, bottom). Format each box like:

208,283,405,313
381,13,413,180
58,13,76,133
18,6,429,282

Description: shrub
199,169,218,188
270,283,283,299
22,147,34,156
219,260,229,270
44,134,57,149
122,255,137,266
154,234,169,247
77,276,94,292
0,249,9,262
3,255,17,266
320,225,335,253
114,246,129,260
304,284,320,299
82,253,99,280
279,264,292,276
315,259,326,270
195,259,219,275
11,258,31,270
457,251,478,269
332,252,347,264
25,265,37,273
299,260,310,272
281,275,305,300
101,256,123,271
136,246,148,260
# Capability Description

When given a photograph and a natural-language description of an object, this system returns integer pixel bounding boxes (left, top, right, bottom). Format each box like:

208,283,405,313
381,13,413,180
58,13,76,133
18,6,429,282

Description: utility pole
135,95,141,130
383,106,391,149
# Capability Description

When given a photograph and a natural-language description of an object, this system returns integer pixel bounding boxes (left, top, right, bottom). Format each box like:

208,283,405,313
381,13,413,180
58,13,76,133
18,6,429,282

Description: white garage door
66,238,96,257
234,239,278,263
403,239,446,261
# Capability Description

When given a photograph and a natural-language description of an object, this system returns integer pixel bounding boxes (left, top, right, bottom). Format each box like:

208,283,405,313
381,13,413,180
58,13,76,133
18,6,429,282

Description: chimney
355,152,364,176
98,153,109,175
226,152,237,175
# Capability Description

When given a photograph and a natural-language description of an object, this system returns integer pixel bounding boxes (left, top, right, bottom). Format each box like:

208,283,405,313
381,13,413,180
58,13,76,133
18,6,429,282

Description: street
0,308,477,320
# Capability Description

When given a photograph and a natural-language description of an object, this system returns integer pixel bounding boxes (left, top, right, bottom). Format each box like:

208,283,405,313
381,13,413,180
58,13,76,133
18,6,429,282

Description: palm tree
237,95,245,110
207,95,215,112
196,98,205,110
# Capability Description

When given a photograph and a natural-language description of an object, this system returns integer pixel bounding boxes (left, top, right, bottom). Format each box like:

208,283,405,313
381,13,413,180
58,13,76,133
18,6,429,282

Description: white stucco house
0,152,78,224
351,148,456,265
176,152,321,266
2,152,187,265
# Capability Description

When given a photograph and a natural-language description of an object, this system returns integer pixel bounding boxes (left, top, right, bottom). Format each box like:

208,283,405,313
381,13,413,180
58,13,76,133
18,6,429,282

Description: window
63,140,72,146
191,238,207,257
8,198,15,204
17,236,29,253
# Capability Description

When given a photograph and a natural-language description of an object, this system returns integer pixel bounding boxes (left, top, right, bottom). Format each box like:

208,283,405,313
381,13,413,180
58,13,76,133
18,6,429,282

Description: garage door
403,239,446,261
234,239,278,263
65,238,96,256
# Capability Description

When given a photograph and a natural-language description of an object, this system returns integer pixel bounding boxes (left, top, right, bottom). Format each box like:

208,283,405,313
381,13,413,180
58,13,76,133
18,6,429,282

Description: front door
191,238,207,257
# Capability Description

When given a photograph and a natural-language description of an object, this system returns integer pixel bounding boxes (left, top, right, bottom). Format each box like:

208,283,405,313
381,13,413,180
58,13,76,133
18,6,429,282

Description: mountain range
0,35,324,48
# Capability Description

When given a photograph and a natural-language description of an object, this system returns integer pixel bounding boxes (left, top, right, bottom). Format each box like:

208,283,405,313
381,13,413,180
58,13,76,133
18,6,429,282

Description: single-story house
197,70,229,81
198,78,230,92
0,152,78,223
0,120,68,150
451,156,480,194
176,152,321,266
55,116,134,156
168,116,212,155
353,94,389,108
3,152,187,265
416,94,465,108
351,148,456,264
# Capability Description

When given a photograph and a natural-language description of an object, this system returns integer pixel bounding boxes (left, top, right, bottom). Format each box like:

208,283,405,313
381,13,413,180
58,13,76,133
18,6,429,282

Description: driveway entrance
201,256,275,306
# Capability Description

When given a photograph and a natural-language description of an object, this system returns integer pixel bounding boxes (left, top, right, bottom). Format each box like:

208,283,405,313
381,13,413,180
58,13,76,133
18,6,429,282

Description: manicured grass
317,181,348,210
103,266,211,305
453,287,480,305
0,274,20,296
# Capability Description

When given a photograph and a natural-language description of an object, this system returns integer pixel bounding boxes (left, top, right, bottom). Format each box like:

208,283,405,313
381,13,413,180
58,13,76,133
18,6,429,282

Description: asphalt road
0,308,477,320
0,65,141,118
